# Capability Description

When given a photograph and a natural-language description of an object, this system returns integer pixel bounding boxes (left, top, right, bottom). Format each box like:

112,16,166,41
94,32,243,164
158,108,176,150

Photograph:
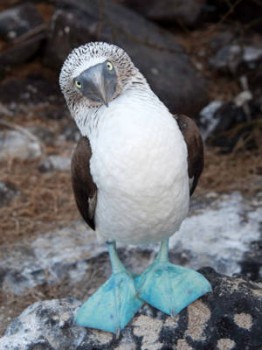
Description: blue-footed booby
59,42,211,334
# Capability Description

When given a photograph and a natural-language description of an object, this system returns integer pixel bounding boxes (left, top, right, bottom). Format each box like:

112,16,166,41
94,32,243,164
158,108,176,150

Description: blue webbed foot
135,240,212,317
75,271,143,333
75,242,143,334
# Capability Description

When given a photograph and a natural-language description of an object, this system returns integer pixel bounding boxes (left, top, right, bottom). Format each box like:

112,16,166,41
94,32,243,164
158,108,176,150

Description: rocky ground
1,269,262,350
0,0,261,349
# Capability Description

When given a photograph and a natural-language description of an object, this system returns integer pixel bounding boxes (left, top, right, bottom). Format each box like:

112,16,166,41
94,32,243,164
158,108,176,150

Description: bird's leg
75,241,143,334
135,239,212,317
107,241,126,273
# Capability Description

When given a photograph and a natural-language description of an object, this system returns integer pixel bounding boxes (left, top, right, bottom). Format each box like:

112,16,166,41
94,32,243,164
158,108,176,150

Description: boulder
199,94,260,153
29,126,55,146
0,3,43,42
118,0,207,26
44,0,208,116
38,155,71,172
170,192,262,279
0,70,66,123
210,44,262,74
0,3,46,68
0,72,63,109
0,129,42,161
199,100,223,140
0,181,18,208
0,268,262,349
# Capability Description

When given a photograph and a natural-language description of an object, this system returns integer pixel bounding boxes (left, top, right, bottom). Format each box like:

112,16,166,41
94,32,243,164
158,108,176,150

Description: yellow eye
75,80,82,89
106,61,113,71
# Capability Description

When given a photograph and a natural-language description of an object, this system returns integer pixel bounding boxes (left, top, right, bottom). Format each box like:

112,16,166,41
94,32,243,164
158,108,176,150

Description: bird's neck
74,79,160,140
74,105,100,139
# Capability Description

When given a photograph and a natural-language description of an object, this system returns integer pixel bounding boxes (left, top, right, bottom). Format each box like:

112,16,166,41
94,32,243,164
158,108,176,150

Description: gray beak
75,62,117,106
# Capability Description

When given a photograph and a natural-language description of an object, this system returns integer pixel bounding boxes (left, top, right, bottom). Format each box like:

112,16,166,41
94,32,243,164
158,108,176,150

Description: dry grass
200,146,262,195
0,158,78,245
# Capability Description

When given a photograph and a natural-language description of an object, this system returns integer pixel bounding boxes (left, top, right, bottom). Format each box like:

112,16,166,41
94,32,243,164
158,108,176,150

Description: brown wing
71,136,97,230
174,114,204,196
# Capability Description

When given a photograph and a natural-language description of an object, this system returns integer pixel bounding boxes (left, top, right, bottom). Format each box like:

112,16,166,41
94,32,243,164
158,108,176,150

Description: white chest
89,92,190,244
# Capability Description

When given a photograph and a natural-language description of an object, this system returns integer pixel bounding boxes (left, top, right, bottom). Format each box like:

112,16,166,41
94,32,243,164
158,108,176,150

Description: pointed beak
75,62,117,107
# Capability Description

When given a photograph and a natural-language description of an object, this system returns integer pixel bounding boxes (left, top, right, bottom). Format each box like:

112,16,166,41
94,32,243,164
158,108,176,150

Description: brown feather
71,136,97,230
174,114,204,195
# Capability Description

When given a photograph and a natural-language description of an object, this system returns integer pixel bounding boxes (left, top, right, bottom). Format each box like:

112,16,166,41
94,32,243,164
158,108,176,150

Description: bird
59,42,211,334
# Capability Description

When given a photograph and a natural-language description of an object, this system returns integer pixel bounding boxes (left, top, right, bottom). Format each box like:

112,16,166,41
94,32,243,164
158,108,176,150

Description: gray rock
0,193,261,297
0,222,100,295
44,0,208,116
198,83,261,152
210,44,243,74
1,269,262,349
0,298,85,350
243,46,262,66
0,73,63,108
0,130,42,161
233,90,253,111
199,100,223,140
0,221,151,295
210,44,262,74
119,0,206,26
0,3,43,42
39,155,71,172
0,37,43,69
0,3,46,67
170,192,262,278
29,126,55,146
204,101,258,152
0,181,18,208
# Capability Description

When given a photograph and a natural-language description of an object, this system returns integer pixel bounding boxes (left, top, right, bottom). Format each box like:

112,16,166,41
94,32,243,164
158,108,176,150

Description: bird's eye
75,80,82,89
106,61,113,71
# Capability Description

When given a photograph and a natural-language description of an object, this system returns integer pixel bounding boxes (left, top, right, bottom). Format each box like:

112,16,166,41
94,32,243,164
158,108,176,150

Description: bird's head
59,42,143,114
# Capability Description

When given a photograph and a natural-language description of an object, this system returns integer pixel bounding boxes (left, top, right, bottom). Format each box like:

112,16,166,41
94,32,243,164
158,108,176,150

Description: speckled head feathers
59,42,148,135
59,42,139,100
